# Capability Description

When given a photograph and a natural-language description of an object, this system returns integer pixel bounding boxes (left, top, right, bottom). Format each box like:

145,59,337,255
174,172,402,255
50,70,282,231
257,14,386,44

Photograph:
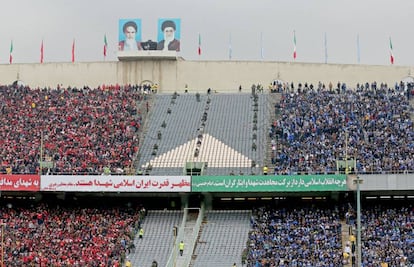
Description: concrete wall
178,61,414,93
356,173,414,191
1,59,412,92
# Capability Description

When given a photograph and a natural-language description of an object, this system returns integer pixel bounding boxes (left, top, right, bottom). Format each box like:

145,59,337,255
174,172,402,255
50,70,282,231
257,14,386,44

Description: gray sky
1,0,414,66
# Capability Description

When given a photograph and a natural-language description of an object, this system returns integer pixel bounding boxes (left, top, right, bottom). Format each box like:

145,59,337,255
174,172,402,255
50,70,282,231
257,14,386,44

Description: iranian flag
389,37,394,64
198,33,201,55
71,39,75,63
293,31,297,60
9,40,13,64
103,34,108,57
40,40,44,63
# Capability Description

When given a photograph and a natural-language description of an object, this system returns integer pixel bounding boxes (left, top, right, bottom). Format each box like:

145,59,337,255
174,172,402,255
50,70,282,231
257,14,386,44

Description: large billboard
0,174,40,191
41,175,191,192
157,18,181,51
192,175,347,192
118,19,142,51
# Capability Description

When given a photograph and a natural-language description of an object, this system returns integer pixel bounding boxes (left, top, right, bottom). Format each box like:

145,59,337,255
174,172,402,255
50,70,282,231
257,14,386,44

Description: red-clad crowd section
0,202,145,266
0,84,149,175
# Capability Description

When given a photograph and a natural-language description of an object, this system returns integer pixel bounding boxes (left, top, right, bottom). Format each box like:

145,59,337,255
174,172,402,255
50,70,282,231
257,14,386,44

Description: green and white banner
192,175,347,192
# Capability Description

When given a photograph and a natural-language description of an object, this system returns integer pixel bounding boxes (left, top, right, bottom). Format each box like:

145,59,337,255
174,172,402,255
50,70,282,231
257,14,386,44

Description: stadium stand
245,205,344,266
0,84,150,175
242,201,414,266
0,200,145,266
359,205,414,266
2,197,414,267
1,81,412,176
130,210,184,267
0,79,414,267
270,83,414,175
136,92,268,176
191,210,251,267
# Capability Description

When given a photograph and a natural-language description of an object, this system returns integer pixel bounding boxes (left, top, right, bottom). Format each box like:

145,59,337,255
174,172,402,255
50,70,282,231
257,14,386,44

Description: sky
1,0,414,66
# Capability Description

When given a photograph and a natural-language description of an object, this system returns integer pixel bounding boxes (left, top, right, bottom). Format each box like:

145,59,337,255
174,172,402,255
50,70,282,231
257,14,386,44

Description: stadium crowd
270,81,414,175
358,205,414,266
0,84,150,175
246,203,414,267
0,202,145,266
246,205,344,266
1,80,413,176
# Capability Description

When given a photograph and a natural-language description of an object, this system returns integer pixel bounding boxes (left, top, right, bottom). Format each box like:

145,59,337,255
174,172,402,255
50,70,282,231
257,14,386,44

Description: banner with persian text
0,174,40,191
192,175,347,192
41,175,191,192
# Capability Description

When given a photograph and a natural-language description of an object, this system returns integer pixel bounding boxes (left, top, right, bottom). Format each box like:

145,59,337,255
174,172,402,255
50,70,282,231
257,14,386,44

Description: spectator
179,241,184,256
139,227,144,239
344,242,352,264
262,165,268,175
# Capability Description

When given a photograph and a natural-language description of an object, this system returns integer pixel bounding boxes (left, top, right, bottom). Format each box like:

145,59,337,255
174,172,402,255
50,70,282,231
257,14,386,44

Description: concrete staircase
188,217,207,267
341,220,353,267
133,93,155,174
174,217,197,267
265,92,283,169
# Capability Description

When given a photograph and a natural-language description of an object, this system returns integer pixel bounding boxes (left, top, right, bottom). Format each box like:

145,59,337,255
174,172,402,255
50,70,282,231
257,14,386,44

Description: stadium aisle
341,221,353,267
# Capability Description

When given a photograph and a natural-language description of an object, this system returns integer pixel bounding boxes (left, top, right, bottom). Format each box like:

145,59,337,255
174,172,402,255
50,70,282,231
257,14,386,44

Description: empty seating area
202,93,268,175
192,210,251,267
137,92,269,175
136,93,207,175
130,210,184,267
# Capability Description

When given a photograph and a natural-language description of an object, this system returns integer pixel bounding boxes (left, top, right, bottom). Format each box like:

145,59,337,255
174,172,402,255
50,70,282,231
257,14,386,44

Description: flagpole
40,39,44,64
72,39,75,63
103,34,108,62
389,37,394,65
9,40,13,65
356,34,360,64
260,32,264,61
198,33,201,59
324,32,328,64
228,33,232,60
293,30,297,61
